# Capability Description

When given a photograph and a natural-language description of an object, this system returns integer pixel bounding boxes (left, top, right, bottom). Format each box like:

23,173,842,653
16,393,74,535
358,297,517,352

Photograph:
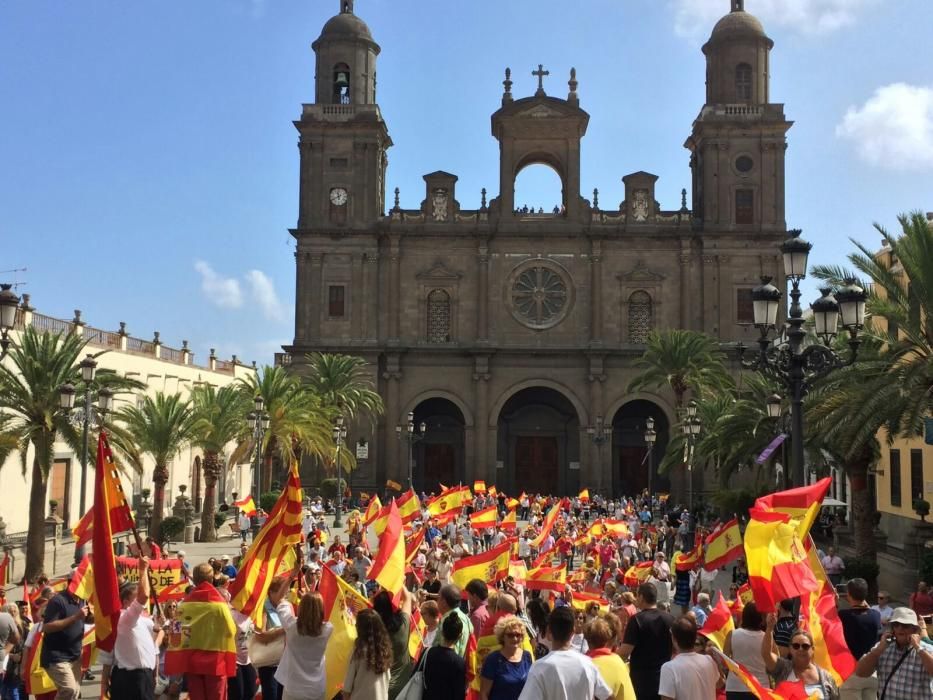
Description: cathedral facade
285,0,791,498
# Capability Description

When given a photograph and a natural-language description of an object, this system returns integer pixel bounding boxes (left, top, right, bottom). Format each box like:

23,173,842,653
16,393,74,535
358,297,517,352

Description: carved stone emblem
632,189,650,222
432,188,448,221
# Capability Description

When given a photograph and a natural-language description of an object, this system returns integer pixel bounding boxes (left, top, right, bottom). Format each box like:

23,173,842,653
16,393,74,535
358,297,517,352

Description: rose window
511,265,570,329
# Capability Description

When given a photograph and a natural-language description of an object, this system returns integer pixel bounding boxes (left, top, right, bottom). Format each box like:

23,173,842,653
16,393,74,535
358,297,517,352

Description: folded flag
699,594,735,650
526,564,567,592
91,433,127,652
704,517,743,570
470,505,498,530
233,495,257,517
164,581,237,678
451,540,511,589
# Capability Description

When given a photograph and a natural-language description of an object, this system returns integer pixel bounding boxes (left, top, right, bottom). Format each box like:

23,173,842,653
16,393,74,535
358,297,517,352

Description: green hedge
160,516,185,542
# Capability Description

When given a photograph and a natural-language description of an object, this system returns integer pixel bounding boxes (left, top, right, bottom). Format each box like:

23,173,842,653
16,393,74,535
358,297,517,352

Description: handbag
396,647,430,700
248,633,285,669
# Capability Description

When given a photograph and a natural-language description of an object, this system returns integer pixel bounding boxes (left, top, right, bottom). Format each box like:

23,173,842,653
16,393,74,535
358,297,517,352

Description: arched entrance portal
612,400,670,498
497,387,580,496
412,398,465,495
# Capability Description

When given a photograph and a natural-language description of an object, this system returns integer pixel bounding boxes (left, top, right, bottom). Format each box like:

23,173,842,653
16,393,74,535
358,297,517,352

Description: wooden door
618,446,649,496
514,436,559,495
423,444,456,493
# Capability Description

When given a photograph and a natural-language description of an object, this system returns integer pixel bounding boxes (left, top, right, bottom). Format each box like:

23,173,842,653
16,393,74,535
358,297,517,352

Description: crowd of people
2,490,933,699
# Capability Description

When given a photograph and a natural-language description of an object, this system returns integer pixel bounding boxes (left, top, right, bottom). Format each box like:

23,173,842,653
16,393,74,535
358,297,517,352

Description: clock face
330,188,348,206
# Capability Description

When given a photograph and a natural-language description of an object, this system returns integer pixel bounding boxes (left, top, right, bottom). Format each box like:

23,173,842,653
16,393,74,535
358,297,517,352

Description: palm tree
628,329,733,501
116,392,197,542
303,353,385,422
238,366,333,493
0,328,85,580
190,384,251,541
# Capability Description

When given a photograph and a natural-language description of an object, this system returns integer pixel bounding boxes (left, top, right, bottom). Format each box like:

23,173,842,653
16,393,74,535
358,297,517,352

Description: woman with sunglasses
762,615,839,699
479,615,532,700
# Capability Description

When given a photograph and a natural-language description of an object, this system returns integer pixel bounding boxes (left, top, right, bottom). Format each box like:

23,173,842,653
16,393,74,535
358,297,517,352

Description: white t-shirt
517,649,612,700
658,651,720,700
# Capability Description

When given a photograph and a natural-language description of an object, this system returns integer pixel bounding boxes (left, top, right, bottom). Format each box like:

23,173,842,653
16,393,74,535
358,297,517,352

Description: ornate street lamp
0,284,20,359
247,395,270,537
333,416,348,528
396,411,426,492
738,229,867,487
644,417,656,501
586,415,612,495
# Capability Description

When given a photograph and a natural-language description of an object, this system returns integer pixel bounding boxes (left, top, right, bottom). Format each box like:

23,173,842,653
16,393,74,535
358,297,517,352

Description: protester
516,606,612,700
39,576,88,700
838,578,882,700
723,603,768,700
854,607,933,698
466,579,491,634
584,615,635,700
820,547,845,587
763,621,840,699
619,581,675,699
111,557,158,700
238,510,252,542
271,581,331,700
772,599,797,657
373,589,414,699
420,600,441,648
478,615,532,700
344,609,392,700
871,590,895,626
0,602,24,700
910,582,933,619
422,612,467,700
229,602,258,700
434,584,473,657
659,616,721,700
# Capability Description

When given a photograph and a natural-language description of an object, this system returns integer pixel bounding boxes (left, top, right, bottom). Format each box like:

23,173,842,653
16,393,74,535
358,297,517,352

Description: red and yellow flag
570,590,609,613
473,480,486,494
710,649,807,699
229,462,303,622
673,547,703,572
801,578,856,686
451,540,511,589
597,519,630,539
90,433,125,652
369,500,406,595
526,564,567,591
396,489,421,524
501,508,517,531
408,607,427,661
386,479,403,492
427,485,467,517
0,552,8,587
70,454,136,550
531,503,561,549
233,495,257,517
470,505,498,530
362,494,383,526
508,559,527,586
578,488,590,502
164,581,237,678
623,561,653,588
320,565,371,699
506,496,519,510
405,525,427,565
744,508,817,613
704,518,743,570
487,485,498,498
755,478,831,539
699,594,735,650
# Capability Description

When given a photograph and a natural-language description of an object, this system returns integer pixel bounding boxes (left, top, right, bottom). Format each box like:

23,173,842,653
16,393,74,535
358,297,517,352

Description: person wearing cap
220,555,237,579
855,606,933,698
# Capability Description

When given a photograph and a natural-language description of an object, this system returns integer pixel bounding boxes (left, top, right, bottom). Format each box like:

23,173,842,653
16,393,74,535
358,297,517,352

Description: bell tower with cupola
685,0,792,232
294,0,391,230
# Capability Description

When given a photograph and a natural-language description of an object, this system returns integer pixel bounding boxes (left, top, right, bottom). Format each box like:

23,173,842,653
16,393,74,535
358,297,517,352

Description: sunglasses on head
791,642,812,650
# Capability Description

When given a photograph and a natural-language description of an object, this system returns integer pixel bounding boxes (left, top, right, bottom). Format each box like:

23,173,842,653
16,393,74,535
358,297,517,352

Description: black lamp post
0,284,20,359
586,415,612,495
247,396,270,536
644,417,657,502
396,411,426,492
333,416,347,528
682,401,701,513
738,229,867,487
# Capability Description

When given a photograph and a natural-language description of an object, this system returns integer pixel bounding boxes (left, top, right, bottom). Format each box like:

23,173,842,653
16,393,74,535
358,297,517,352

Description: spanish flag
488,485,498,498
526,564,567,592
623,561,653,587
164,581,237,677
501,508,517,531
801,578,856,685
0,552,8,587
451,540,511,589
531,503,561,549
386,479,403,491
698,594,735,650
362,495,382,526
578,488,590,502
754,478,831,539
703,518,743,570
598,519,630,539
233,495,257,517
673,548,703,572
710,649,794,699
405,525,427,565
427,485,467,517
70,457,136,549
737,583,754,606
408,606,427,660
473,480,486,494
320,565,371,699
508,559,527,586
229,462,303,623
369,500,406,595
506,496,519,510
91,433,125,652
570,591,609,613
396,488,422,524
744,508,818,613
470,505,498,530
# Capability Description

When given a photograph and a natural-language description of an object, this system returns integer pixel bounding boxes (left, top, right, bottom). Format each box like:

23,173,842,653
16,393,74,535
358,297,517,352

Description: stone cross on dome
341,0,354,14
532,64,550,96
732,0,745,11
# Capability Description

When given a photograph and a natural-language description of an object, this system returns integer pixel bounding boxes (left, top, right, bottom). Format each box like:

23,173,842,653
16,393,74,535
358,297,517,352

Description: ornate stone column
388,237,401,343
587,357,607,494
383,354,402,483
476,243,489,343
590,238,603,346
473,355,491,484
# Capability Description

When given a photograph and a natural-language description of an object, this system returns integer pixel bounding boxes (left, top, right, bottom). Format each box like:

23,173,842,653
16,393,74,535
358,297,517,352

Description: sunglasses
791,642,812,651
506,632,524,638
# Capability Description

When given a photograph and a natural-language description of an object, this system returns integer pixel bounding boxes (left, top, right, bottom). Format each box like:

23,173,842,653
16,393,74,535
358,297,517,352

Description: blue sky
2,0,932,365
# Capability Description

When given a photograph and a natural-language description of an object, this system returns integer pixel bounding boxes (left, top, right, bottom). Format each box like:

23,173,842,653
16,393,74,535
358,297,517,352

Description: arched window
427,289,451,343
735,63,753,101
333,63,351,104
628,291,653,343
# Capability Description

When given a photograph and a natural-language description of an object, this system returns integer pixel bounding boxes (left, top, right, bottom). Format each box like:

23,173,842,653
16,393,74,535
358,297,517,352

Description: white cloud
194,261,243,309
836,83,933,170
671,0,876,39
246,269,287,322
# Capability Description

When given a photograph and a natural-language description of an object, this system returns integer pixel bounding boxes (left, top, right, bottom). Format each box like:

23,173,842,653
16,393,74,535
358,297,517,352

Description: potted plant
141,488,151,501
48,499,59,517
914,498,930,522
160,515,185,545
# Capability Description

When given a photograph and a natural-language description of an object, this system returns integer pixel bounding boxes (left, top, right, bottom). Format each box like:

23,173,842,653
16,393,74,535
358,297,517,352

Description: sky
2,0,932,366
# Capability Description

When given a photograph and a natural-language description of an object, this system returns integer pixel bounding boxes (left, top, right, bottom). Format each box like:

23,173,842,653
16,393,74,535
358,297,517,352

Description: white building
0,295,256,539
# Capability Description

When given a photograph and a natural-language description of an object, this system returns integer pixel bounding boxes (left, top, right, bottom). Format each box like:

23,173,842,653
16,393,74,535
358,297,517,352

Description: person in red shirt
557,536,575,570
327,535,347,558
910,581,933,618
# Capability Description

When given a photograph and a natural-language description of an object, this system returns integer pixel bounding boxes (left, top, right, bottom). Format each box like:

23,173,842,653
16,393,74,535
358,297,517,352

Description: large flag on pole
703,518,743,570
368,500,406,595
362,495,382,526
233,495,257,517
754,478,831,539
396,489,421,525
698,594,735,650
744,508,818,613
229,462,303,623
531,503,561,549
320,565,371,700
71,445,136,549
91,433,125,652
451,540,511,589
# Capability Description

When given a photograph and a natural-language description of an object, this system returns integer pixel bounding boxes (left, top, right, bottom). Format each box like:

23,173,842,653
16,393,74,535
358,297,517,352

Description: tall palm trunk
199,452,221,542
24,456,49,583
151,462,169,542
847,444,877,556
672,387,687,505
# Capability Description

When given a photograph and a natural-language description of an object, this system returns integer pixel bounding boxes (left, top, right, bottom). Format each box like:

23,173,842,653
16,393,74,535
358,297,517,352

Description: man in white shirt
518,606,613,700
659,616,721,700
110,557,159,699
872,590,895,625
820,546,846,587
237,511,252,542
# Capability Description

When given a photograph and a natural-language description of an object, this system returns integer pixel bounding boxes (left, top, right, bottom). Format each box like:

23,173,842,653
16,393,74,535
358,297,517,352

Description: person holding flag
269,578,331,700
111,556,158,699
763,615,840,699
